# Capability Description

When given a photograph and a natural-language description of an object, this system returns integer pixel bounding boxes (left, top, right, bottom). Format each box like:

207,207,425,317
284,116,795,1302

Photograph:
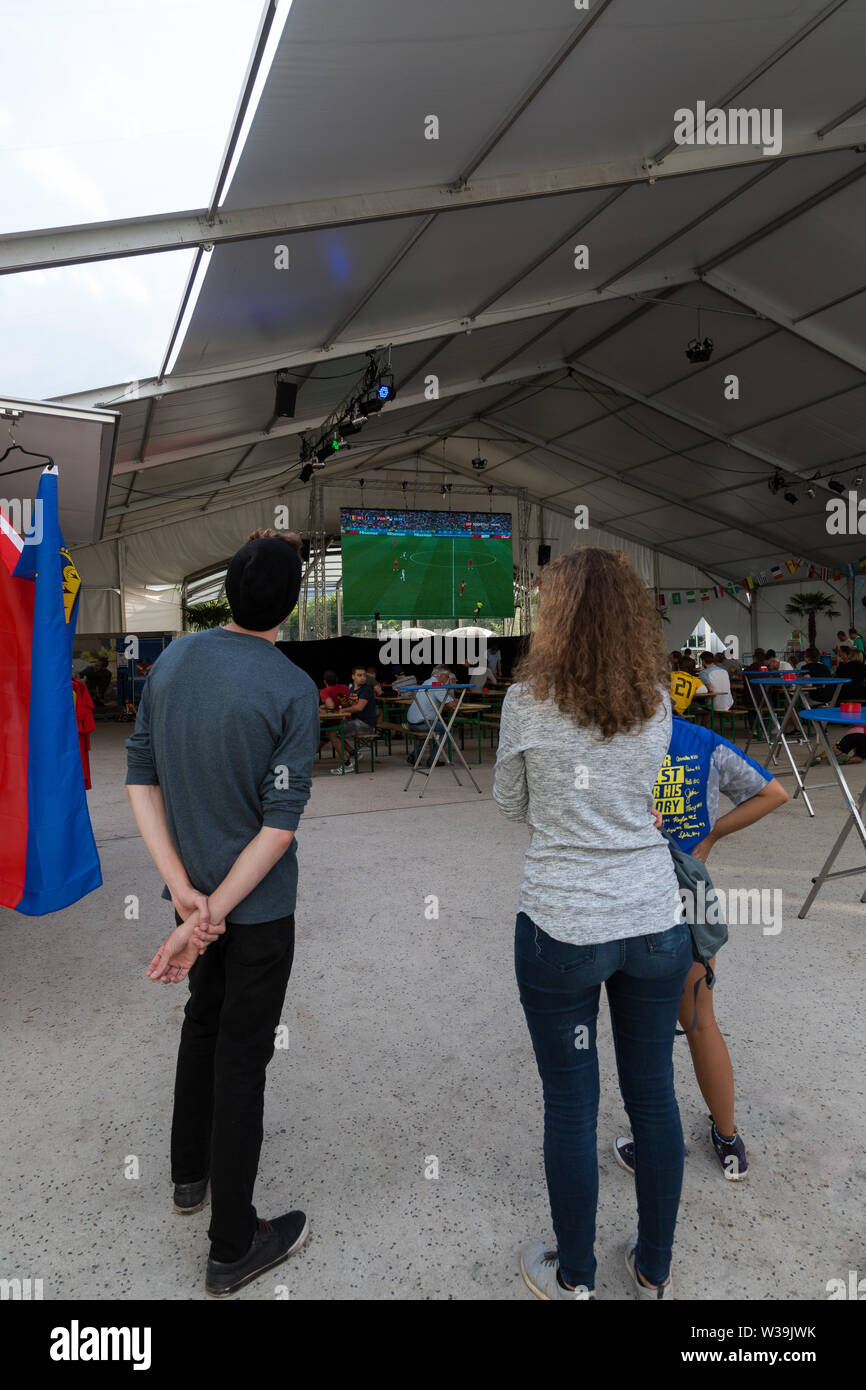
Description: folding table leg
798,723,866,918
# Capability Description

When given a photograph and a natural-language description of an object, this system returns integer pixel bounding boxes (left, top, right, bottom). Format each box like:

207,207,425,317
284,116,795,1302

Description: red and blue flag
0,467,102,913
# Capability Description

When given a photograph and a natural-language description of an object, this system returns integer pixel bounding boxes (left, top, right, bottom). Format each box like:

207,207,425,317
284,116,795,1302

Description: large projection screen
341,507,515,619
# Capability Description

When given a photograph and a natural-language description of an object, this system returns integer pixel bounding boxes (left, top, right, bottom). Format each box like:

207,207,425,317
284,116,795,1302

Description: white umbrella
380,626,436,639
442,625,494,639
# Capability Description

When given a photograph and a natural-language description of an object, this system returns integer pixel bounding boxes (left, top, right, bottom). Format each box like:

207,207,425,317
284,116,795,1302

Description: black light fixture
768,469,786,495
784,491,797,505
828,478,845,494
685,307,713,363
299,462,314,483
685,337,714,363
274,371,298,418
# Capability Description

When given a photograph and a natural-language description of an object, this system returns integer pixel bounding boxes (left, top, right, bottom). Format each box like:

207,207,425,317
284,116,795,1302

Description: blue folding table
744,675,845,816
797,709,866,918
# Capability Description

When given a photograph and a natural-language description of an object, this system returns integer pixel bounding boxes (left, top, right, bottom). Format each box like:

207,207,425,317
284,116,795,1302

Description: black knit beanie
225,537,302,632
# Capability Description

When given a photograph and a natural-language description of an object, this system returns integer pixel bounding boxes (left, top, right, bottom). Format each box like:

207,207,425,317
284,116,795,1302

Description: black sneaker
173,1177,209,1214
205,1211,309,1298
709,1115,748,1180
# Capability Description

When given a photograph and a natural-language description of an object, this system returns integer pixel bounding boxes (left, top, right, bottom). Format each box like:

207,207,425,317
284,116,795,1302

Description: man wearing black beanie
125,532,320,1297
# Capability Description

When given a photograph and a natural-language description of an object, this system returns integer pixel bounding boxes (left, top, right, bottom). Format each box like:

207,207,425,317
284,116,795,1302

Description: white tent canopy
4,0,865,643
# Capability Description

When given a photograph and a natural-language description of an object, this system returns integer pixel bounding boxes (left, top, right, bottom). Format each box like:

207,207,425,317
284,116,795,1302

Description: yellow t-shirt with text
669,670,707,716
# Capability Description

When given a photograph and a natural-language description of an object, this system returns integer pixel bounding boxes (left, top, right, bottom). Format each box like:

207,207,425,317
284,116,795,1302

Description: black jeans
170,912,295,1262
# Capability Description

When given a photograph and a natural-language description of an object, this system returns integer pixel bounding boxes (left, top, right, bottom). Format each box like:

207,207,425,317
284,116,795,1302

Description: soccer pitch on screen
340,508,515,619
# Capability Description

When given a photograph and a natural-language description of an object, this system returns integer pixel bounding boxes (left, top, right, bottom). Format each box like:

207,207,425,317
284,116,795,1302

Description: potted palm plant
784,591,839,649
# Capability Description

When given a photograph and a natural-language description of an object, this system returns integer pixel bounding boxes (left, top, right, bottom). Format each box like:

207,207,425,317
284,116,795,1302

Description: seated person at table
797,647,833,705
486,643,503,685
834,647,866,703
670,656,709,715
390,668,417,692
717,650,742,676
365,666,384,698
615,716,788,1182
764,649,794,673
679,652,699,676
319,670,350,710
325,666,378,775
405,666,457,765
469,653,489,692
699,652,733,712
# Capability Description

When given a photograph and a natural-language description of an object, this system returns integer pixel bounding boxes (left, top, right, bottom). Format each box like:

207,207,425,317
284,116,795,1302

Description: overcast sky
0,0,269,400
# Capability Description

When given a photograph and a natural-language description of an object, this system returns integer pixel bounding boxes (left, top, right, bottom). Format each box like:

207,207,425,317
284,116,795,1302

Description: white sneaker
520,1241,594,1300
625,1235,673,1299
329,765,354,775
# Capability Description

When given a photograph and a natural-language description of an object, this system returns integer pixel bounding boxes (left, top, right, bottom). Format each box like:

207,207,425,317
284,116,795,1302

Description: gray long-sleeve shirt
493,682,681,945
125,627,320,923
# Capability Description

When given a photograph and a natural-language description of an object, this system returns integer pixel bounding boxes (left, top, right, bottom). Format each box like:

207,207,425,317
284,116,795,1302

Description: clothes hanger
0,420,55,478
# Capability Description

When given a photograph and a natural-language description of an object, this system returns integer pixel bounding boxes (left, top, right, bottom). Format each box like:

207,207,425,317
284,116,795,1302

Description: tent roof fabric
41,0,866,579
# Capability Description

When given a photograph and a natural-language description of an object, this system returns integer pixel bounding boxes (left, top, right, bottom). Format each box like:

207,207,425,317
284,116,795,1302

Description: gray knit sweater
493,682,681,945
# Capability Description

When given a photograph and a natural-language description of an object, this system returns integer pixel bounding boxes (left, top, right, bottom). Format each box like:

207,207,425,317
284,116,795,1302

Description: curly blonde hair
514,547,669,738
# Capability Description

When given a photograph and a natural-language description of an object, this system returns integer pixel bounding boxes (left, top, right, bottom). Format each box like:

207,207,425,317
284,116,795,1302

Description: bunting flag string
654,554,866,607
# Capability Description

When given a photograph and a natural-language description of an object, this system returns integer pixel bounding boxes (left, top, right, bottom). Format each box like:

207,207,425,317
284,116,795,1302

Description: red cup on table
840,702,861,714
782,671,796,681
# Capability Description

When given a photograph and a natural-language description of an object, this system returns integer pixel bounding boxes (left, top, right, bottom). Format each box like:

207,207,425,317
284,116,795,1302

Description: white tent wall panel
123,584,182,635
662,598,753,655
754,579,850,653
71,539,122,634
538,507,654,585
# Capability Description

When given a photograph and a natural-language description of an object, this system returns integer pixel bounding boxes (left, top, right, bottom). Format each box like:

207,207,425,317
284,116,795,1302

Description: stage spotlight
471,455,487,470
685,337,714,363
357,394,384,417
339,414,366,436
855,475,864,488
806,485,816,498
299,463,314,483
828,478,845,494
784,491,797,504
377,373,396,402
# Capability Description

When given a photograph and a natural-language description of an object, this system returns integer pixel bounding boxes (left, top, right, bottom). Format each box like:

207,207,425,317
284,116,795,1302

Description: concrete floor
2,719,864,1301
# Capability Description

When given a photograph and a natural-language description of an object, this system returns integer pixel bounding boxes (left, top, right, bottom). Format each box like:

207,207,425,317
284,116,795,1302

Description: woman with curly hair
493,546,691,1301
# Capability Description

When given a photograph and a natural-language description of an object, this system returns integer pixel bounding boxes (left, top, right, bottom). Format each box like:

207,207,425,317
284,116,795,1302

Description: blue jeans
514,912,692,1289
